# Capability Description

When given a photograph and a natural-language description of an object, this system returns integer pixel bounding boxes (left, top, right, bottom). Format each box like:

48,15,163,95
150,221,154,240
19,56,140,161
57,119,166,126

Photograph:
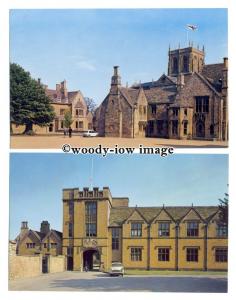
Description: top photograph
10,9,228,149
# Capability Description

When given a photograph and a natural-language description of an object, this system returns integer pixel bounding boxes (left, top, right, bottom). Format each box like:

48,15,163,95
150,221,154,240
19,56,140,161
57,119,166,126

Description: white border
1,1,235,300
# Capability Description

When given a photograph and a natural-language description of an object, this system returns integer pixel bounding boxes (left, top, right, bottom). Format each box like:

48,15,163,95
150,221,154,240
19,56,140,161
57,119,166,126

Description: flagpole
89,156,94,189
187,28,189,45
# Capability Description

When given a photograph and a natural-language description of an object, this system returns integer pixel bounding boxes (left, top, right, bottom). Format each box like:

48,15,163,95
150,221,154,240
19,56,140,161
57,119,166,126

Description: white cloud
76,59,96,71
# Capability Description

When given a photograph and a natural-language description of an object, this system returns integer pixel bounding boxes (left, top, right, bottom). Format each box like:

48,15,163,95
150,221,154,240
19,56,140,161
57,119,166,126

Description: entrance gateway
66,238,101,271
83,249,100,271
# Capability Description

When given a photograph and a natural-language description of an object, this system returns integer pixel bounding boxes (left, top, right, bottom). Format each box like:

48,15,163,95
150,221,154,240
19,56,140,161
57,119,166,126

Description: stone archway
196,120,205,138
83,248,100,271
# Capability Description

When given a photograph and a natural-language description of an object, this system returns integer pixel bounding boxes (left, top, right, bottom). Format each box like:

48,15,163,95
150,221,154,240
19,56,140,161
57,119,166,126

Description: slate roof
109,206,219,226
144,86,176,104
137,75,177,90
45,89,81,104
52,230,63,239
15,228,63,243
119,87,141,106
202,63,224,83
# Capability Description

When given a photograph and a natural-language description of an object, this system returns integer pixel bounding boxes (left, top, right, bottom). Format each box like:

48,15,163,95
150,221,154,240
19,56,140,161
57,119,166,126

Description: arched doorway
83,249,100,271
196,120,205,138
49,123,53,132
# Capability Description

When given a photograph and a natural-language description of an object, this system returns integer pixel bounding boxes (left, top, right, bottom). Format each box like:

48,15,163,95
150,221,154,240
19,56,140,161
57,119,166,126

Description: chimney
110,66,121,94
37,78,41,85
114,66,119,76
56,83,61,93
223,57,228,69
61,80,68,99
40,221,50,235
20,221,28,236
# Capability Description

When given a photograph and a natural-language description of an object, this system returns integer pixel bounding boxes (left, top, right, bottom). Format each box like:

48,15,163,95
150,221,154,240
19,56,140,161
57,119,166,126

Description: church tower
168,45,205,76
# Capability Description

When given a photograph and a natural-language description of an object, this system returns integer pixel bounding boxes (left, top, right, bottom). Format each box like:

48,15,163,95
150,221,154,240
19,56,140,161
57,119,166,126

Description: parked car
109,262,124,277
83,130,99,137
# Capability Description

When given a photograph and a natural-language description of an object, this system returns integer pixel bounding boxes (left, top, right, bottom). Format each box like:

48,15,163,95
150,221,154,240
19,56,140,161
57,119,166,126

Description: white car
83,130,99,137
109,262,124,277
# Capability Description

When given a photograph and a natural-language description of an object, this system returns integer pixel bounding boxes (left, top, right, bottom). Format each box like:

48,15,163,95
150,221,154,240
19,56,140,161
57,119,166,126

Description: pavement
9,271,228,292
10,135,228,149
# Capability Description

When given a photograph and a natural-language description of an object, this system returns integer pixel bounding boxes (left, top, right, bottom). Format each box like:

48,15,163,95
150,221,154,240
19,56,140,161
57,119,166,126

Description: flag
187,24,198,31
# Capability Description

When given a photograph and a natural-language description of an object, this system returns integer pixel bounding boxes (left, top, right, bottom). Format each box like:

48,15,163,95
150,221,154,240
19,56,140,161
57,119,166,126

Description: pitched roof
137,74,177,89
144,86,176,104
15,229,62,243
52,230,63,239
45,89,81,104
109,206,218,226
119,87,141,106
202,63,224,83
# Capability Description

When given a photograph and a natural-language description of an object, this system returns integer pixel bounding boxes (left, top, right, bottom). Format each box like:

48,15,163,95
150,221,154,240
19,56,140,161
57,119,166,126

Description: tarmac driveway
9,271,227,292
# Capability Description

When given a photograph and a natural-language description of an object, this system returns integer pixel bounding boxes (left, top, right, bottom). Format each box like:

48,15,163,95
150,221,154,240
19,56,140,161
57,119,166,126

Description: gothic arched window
173,57,178,74
183,56,188,72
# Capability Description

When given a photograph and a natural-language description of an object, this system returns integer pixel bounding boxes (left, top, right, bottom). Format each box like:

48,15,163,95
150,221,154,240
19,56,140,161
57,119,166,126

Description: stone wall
9,242,42,280
48,255,65,273
9,241,66,280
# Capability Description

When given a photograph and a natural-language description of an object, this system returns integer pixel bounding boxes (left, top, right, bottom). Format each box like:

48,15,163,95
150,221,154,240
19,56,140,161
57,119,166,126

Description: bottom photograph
9,154,228,292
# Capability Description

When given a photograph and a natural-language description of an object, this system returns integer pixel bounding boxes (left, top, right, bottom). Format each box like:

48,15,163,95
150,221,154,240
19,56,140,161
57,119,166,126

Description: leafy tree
63,110,73,129
84,97,97,114
10,63,55,134
218,192,229,225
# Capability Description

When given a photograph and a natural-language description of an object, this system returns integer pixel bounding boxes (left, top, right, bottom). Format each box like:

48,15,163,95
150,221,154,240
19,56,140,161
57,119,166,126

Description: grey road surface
9,271,227,292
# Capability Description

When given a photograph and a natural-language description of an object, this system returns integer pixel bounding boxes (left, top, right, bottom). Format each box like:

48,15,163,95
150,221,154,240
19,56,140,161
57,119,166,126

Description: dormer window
158,222,170,237
187,221,199,237
131,222,142,237
216,224,227,237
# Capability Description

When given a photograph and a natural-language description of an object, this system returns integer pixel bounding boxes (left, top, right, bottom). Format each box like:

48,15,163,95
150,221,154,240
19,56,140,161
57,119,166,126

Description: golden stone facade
62,187,228,272
15,221,62,257
95,46,228,141
12,80,93,134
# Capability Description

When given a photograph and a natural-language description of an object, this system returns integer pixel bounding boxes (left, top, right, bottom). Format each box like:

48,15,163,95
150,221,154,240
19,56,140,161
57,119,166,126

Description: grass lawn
125,269,227,276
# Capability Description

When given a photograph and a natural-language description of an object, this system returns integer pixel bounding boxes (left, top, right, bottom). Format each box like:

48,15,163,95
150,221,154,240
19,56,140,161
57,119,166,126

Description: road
10,135,228,149
9,271,227,292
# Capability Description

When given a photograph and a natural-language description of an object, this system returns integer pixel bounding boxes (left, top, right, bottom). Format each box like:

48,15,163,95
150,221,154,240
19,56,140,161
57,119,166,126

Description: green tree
10,63,55,134
219,192,229,225
63,110,73,129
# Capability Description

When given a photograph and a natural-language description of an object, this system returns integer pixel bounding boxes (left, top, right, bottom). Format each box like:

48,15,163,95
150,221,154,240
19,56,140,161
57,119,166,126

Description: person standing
68,127,72,138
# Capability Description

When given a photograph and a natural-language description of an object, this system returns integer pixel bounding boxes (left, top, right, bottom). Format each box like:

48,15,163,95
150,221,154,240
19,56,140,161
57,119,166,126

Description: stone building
62,187,228,272
45,80,93,133
12,80,93,134
95,45,228,141
15,221,62,257
94,66,148,138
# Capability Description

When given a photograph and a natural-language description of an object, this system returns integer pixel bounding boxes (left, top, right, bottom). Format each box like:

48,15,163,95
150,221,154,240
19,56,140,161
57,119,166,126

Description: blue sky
10,9,228,104
9,153,228,239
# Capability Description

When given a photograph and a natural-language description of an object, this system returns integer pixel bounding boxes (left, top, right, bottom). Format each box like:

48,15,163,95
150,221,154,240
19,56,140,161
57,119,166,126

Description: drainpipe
175,223,179,271
204,223,208,271
147,224,150,270
132,107,134,138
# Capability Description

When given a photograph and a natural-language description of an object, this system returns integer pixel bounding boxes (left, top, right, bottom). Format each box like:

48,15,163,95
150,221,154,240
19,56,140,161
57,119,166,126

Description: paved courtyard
9,271,227,292
10,134,228,149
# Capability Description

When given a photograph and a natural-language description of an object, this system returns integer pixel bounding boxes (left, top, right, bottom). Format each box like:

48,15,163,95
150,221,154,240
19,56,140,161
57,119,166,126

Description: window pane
85,202,97,237
131,223,142,237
